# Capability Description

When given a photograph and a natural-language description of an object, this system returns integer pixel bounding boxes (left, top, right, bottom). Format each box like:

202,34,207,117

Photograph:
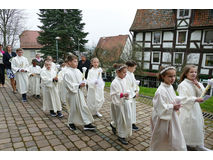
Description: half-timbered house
130,9,213,82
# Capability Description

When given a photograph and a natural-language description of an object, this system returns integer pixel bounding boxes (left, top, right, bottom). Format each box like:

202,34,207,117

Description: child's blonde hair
158,65,176,82
179,65,198,83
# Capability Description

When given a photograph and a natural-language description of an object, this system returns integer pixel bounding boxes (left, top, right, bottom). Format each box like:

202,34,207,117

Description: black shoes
36,95,41,99
118,137,128,145
68,123,76,131
57,111,63,118
84,123,96,130
132,124,139,131
50,110,57,117
110,123,116,135
22,93,27,102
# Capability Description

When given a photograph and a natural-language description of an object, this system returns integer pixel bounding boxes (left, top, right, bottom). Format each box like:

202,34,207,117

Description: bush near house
105,82,213,113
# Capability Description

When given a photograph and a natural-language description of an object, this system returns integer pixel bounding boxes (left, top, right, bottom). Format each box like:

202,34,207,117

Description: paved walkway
0,82,213,151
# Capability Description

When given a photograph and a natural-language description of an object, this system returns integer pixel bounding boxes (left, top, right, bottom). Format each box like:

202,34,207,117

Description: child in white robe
28,59,41,98
64,55,96,131
177,65,209,151
40,60,63,118
58,62,68,106
42,56,58,72
110,63,132,145
125,60,140,131
150,66,187,151
11,48,29,102
87,57,105,117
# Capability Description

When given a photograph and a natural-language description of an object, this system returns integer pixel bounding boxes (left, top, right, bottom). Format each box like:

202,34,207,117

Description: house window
177,9,191,18
152,52,161,64
204,30,213,44
153,32,161,44
174,52,184,65
205,55,213,66
177,30,188,44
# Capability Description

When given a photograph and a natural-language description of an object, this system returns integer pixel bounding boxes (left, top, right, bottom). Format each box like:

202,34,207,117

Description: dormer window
152,31,161,44
203,30,213,44
177,9,191,19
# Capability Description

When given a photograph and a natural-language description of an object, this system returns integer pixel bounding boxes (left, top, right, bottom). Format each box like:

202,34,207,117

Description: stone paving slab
0,81,213,151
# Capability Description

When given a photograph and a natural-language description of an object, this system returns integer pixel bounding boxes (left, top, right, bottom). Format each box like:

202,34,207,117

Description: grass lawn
105,82,213,113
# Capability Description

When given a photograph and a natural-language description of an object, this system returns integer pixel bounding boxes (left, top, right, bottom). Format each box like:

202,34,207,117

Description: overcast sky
24,9,136,48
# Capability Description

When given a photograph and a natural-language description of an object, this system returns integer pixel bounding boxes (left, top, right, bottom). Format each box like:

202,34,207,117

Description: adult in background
3,45,17,92
35,53,44,68
0,44,5,87
77,55,90,79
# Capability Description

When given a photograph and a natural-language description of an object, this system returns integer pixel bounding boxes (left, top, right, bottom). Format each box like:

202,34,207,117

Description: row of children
10,48,210,149
11,49,140,145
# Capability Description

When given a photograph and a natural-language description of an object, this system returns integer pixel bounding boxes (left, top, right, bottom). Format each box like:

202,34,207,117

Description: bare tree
0,9,26,48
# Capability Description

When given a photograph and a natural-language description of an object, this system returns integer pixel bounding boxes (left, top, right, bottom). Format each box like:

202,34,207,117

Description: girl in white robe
63,55,95,131
28,59,41,98
150,66,186,151
58,63,68,106
110,63,132,145
40,60,63,118
125,60,140,131
177,65,209,151
11,48,29,102
87,58,105,117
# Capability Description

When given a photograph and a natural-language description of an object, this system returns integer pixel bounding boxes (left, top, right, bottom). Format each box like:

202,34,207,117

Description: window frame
151,52,161,64
173,52,184,65
202,53,213,68
152,31,162,45
176,30,188,44
202,30,213,45
177,9,191,19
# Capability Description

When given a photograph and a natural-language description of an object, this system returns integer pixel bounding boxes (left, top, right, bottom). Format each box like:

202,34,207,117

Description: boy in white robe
28,59,41,98
87,57,105,117
11,48,29,102
110,64,132,145
58,62,68,106
125,60,140,131
64,55,96,131
40,60,63,118
150,66,186,151
42,56,58,72
177,65,209,151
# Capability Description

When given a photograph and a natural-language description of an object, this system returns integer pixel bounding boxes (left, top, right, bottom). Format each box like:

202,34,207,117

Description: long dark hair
179,65,198,83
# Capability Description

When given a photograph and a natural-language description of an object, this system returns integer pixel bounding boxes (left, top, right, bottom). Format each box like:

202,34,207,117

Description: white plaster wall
162,52,171,62
153,46,160,48
191,30,201,40
187,53,200,64
144,52,150,61
200,69,209,74
152,65,159,70
203,46,213,49
163,32,173,40
176,45,186,48
163,42,173,48
144,43,151,48
136,33,143,41
145,32,151,41
143,62,150,69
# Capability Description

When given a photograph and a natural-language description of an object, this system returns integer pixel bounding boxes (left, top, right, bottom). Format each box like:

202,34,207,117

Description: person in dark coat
3,45,17,93
77,55,91,79
0,44,5,87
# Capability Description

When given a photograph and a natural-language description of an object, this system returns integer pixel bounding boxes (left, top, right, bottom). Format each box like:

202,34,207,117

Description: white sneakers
96,112,102,117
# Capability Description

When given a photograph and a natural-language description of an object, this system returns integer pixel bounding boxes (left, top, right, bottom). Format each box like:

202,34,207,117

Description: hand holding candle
200,79,213,98
82,67,87,80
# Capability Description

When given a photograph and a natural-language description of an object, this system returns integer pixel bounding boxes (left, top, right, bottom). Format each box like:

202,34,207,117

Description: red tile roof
130,9,213,31
95,35,129,62
191,9,213,27
130,9,176,31
20,30,43,49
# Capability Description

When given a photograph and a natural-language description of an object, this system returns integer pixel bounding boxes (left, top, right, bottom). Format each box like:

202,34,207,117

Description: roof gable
20,30,43,49
130,9,176,31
